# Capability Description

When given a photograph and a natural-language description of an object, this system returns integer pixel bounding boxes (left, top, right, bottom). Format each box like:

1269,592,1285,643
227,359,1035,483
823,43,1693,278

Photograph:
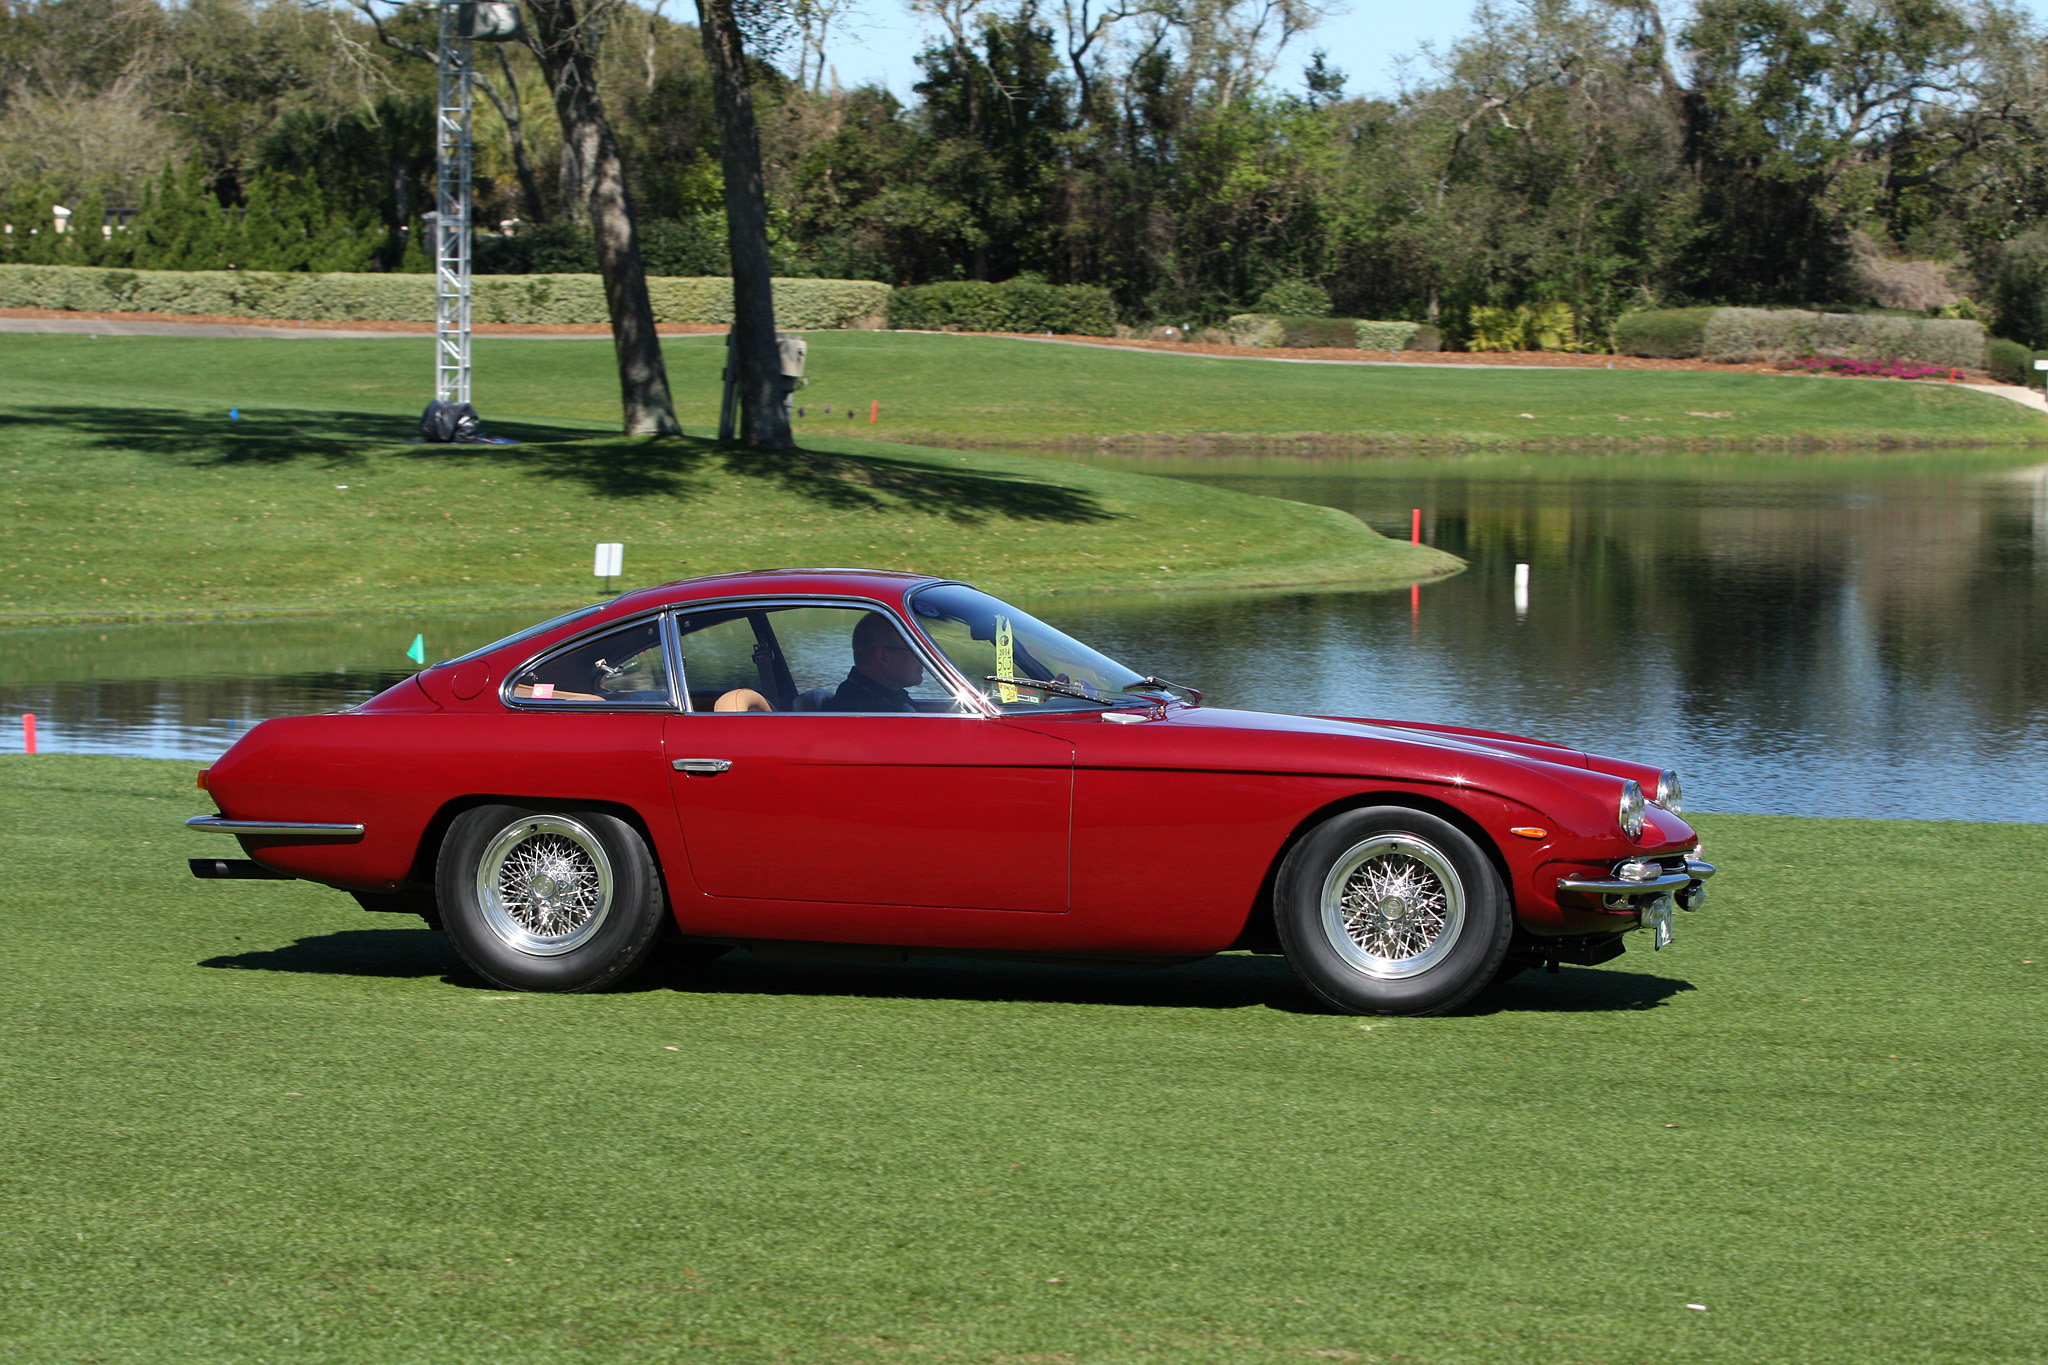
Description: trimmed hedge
1617,304,1987,369
1613,308,1717,358
1702,308,1986,369
1228,314,1441,350
1281,316,1362,347
0,264,890,329
885,279,1118,336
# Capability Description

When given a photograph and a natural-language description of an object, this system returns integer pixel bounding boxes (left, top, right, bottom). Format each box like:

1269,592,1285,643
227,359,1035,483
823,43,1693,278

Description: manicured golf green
3,753,2043,1364
0,334,1456,624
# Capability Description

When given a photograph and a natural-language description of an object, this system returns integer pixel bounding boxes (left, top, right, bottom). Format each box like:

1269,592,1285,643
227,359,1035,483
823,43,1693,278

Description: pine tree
70,189,108,267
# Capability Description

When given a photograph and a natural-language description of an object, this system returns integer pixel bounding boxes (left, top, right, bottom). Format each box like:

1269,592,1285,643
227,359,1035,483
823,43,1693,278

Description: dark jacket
824,667,916,712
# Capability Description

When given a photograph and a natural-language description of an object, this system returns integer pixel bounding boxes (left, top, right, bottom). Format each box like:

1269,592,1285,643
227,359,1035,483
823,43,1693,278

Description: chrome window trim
664,592,994,718
500,608,684,713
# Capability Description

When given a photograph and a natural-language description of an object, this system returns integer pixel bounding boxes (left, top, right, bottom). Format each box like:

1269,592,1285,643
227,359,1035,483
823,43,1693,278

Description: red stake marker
1411,508,1421,544
870,400,880,424
22,713,36,755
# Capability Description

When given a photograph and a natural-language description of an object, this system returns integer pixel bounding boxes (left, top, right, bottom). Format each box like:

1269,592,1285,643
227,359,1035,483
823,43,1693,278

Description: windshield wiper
1123,675,1204,706
985,675,1116,705
986,675,1202,708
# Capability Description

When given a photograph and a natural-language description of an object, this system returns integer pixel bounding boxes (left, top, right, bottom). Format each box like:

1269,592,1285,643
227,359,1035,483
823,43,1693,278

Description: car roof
607,567,946,617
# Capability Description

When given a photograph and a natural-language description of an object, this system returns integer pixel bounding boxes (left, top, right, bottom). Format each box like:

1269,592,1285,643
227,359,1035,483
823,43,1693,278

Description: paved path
1961,381,2048,413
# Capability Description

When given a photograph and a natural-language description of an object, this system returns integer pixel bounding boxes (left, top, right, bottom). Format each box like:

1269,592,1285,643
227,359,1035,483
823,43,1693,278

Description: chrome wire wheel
1319,833,1467,980
474,814,615,957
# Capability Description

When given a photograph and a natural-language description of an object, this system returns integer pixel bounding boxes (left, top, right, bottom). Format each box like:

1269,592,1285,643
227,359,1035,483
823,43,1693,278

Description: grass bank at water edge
0,335,1456,623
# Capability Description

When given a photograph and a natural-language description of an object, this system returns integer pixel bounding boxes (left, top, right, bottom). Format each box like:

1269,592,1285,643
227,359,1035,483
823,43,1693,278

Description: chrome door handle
671,758,734,775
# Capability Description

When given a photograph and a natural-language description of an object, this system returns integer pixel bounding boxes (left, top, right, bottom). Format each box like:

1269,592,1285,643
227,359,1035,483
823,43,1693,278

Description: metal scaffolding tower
434,0,476,406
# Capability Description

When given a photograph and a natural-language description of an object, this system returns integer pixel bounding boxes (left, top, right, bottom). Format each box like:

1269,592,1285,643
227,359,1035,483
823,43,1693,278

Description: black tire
1273,806,1512,1016
436,804,668,992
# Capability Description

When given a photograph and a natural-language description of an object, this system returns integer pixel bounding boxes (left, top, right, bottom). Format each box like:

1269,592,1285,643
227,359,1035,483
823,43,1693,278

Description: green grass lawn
9,329,2043,450
0,335,1457,623
3,753,2043,1364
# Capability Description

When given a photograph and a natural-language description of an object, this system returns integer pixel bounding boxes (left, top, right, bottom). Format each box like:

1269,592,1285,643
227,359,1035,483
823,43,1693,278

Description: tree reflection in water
1045,451,2048,822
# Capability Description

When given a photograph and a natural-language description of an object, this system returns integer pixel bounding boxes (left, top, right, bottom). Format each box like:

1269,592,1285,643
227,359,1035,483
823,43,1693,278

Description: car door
661,602,1074,916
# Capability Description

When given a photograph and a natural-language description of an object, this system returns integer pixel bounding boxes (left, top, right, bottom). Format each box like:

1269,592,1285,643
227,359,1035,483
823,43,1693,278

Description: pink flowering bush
1778,355,1951,380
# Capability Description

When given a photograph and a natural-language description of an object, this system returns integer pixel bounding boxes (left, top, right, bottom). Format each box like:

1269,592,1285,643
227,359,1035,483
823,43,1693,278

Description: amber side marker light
196,769,210,790
1509,827,1547,839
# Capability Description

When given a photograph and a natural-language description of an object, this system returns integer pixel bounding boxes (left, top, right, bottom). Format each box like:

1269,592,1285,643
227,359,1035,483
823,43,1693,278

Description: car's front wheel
1274,806,1512,1016
437,804,668,992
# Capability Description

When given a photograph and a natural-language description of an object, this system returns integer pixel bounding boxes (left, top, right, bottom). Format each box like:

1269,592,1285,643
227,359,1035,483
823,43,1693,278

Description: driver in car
826,614,923,712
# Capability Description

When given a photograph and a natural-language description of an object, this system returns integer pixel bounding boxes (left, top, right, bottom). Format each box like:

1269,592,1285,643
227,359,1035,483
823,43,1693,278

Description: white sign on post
593,542,623,579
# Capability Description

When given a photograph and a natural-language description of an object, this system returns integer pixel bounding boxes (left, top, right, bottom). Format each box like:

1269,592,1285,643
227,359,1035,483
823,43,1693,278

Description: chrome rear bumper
186,815,364,840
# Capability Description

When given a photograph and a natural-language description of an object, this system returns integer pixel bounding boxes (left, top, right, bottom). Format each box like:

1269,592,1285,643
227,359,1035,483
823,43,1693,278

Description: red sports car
188,569,1712,1016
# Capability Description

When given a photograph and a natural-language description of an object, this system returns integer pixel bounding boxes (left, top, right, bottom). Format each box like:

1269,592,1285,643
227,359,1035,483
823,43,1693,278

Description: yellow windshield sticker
994,616,1019,703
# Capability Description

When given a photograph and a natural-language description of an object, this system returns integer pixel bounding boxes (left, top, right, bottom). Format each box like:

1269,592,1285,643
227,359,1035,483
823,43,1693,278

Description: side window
676,604,970,714
674,612,772,710
511,619,672,706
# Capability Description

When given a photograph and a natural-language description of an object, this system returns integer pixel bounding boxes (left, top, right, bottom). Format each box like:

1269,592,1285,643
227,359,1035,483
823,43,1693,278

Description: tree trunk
695,0,794,449
525,0,682,436
486,47,548,224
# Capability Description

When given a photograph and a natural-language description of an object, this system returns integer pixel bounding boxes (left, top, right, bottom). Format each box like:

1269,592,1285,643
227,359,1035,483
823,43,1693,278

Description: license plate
1643,894,1675,949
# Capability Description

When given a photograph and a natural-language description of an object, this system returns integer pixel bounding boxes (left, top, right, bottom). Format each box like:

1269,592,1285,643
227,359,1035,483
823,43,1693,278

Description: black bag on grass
419,399,484,444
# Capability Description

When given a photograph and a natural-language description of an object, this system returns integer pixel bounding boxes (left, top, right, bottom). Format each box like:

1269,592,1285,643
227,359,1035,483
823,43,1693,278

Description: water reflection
0,609,544,759
2,452,2044,821
1044,451,2048,822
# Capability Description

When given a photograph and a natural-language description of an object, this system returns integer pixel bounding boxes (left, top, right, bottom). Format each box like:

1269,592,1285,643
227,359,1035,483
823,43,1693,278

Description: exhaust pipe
188,858,296,881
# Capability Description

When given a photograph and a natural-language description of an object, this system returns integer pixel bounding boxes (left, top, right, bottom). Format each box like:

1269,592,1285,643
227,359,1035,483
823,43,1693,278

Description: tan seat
712,688,774,713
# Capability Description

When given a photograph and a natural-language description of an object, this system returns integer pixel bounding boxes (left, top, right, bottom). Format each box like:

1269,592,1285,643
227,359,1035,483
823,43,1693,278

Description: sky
798,0,2048,105
803,1,1478,103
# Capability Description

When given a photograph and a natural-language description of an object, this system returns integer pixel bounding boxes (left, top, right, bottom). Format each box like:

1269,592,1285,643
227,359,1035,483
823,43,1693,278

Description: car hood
1042,704,1688,850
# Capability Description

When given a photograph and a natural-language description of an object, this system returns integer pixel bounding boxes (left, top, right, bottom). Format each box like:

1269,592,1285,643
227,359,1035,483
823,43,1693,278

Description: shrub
1701,308,1986,368
885,279,1118,335
1226,313,1284,347
1468,302,1590,352
1253,280,1332,317
1985,230,2048,349
1613,308,1715,358
0,263,891,329
1986,337,2047,386
1355,320,1430,351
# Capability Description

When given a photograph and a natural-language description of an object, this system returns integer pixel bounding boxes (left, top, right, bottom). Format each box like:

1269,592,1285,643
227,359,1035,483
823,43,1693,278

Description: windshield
908,584,1148,710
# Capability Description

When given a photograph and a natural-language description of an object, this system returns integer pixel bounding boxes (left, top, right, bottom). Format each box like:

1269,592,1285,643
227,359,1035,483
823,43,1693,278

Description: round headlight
1619,779,1646,838
1655,768,1683,815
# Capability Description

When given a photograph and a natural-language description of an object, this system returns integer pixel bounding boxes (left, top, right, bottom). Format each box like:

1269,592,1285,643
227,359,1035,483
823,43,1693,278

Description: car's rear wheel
1274,806,1512,1016
437,804,667,992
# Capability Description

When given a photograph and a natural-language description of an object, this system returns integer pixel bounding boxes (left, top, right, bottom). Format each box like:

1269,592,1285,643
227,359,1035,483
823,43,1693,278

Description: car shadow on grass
200,933,1693,1014
200,927,461,979
4,403,1118,524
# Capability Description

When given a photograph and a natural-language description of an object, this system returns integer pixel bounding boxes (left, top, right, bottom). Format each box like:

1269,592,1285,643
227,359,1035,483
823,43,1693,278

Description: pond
4,449,2045,822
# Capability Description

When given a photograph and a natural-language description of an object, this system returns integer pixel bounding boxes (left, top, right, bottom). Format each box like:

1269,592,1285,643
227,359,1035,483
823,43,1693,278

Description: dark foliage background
5,0,2048,345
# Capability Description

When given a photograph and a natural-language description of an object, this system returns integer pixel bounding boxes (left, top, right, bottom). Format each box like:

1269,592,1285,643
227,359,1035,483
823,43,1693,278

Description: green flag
406,633,426,666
